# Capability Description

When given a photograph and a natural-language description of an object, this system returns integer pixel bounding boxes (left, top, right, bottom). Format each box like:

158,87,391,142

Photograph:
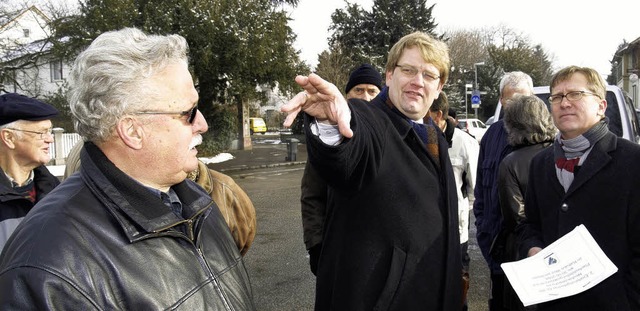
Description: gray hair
499,71,534,95
68,27,189,143
503,95,556,146
0,120,24,138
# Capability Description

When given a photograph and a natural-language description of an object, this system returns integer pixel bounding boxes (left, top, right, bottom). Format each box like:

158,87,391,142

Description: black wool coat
305,96,462,311
518,132,640,310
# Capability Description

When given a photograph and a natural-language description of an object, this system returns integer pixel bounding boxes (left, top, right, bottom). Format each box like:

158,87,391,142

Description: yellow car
249,117,267,134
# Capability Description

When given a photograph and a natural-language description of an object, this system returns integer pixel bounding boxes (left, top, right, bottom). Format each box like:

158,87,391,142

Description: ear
0,129,17,149
116,117,144,150
598,99,608,117
385,70,393,85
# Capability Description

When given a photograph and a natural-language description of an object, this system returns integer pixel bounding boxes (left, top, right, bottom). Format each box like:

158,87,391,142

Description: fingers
283,106,301,128
337,109,353,138
281,91,308,127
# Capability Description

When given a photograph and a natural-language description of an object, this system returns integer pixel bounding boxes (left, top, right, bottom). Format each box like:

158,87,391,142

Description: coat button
560,203,569,212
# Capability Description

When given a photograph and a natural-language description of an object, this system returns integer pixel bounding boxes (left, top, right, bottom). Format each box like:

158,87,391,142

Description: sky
287,0,640,76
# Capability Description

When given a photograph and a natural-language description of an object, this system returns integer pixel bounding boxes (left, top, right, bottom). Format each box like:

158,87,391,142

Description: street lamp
464,84,472,119
474,62,485,90
473,62,485,118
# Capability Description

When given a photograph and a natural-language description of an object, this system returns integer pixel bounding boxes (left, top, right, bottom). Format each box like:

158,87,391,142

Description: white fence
50,129,82,165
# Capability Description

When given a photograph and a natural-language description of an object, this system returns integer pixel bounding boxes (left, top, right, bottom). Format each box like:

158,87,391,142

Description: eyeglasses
395,64,440,82
5,128,53,140
134,103,199,124
548,91,601,105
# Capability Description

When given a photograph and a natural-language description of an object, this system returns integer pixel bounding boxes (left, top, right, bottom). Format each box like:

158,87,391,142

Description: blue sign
471,95,480,104
471,89,481,108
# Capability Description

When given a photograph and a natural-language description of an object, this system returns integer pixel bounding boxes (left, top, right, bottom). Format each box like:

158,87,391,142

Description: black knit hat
0,93,59,126
344,64,383,94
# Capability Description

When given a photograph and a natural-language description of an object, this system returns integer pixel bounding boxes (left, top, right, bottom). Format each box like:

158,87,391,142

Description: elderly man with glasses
0,28,255,310
0,93,59,251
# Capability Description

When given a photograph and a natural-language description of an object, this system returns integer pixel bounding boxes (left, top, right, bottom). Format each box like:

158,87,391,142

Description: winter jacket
0,142,255,310
473,119,512,272
448,126,479,244
518,132,640,310
64,141,257,256
194,161,256,256
0,165,59,251
306,95,462,311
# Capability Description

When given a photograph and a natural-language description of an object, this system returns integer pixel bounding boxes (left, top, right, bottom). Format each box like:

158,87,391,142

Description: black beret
344,64,383,94
0,93,59,126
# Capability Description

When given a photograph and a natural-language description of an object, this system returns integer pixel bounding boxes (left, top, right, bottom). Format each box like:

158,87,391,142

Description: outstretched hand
281,73,353,138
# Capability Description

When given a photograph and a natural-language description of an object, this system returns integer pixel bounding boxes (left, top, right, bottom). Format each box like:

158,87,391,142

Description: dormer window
23,28,30,37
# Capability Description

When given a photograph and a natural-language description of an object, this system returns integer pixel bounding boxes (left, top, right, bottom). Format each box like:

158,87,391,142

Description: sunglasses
134,103,198,124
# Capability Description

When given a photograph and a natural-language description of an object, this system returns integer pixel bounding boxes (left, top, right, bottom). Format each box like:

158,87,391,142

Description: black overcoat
305,95,462,310
518,132,640,310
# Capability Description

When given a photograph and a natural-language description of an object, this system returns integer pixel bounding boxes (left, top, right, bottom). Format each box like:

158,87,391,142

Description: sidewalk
205,142,307,173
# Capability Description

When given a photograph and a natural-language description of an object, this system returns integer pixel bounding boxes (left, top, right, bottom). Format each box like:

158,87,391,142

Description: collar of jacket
370,95,415,140
443,118,455,147
0,165,59,201
80,142,215,241
562,131,616,197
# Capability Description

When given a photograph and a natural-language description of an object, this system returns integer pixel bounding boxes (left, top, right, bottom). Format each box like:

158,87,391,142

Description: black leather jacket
0,143,256,310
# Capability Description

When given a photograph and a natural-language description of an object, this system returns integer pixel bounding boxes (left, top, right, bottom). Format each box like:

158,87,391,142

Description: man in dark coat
473,71,534,311
0,93,59,251
283,31,462,310
517,66,640,310
301,63,382,275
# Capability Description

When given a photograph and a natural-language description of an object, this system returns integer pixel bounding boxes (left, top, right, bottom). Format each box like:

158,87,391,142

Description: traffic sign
471,89,481,108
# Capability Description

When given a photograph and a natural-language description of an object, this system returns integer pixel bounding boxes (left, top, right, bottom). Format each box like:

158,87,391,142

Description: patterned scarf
554,118,609,191
378,87,440,168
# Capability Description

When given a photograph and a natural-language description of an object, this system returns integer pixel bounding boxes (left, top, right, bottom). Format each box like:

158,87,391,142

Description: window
50,60,63,81
23,28,30,38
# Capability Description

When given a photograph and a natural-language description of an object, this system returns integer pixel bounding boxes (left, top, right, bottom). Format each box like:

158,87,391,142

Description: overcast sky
287,0,640,76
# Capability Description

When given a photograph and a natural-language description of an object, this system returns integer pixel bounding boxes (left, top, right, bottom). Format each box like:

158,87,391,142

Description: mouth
188,135,203,151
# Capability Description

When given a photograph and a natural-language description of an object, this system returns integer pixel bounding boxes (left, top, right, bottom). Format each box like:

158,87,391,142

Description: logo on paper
544,253,558,266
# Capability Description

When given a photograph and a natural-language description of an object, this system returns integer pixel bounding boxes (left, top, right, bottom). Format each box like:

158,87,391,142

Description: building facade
612,37,640,109
0,6,71,97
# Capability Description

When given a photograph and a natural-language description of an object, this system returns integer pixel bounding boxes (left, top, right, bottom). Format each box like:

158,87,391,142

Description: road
229,164,491,310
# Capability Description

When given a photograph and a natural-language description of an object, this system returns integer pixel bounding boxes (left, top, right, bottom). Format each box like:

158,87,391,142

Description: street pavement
207,137,491,310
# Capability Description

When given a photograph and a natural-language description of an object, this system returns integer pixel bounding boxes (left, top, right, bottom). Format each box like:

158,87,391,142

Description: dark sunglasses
134,103,198,124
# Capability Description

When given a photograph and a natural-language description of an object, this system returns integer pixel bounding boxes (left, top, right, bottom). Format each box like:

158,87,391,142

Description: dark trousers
461,242,469,311
489,273,509,311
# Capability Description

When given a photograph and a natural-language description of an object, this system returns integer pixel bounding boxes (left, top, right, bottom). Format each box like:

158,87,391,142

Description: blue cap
0,93,59,126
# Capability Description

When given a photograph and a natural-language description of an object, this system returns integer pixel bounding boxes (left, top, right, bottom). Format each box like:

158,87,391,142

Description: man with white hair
0,28,255,310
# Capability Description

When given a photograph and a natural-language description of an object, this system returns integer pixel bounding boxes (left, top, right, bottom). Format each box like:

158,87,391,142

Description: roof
0,6,50,32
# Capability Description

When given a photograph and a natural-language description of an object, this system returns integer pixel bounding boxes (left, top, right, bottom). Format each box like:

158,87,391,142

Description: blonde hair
385,31,450,85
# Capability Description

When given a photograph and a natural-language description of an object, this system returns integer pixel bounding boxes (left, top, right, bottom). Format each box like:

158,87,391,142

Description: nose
192,109,208,133
559,95,572,107
410,72,425,86
44,133,54,143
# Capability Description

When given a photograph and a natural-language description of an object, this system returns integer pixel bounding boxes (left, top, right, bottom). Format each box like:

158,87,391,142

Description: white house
0,6,71,97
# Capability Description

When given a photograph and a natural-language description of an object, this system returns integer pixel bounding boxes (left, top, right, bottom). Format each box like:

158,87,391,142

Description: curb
214,160,307,173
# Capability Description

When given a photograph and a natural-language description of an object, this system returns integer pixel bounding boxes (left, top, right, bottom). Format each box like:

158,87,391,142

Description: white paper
501,224,618,306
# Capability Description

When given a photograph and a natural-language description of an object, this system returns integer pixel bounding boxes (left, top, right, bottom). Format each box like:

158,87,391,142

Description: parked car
492,85,640,143
249,117,267,134
458,118,487,142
